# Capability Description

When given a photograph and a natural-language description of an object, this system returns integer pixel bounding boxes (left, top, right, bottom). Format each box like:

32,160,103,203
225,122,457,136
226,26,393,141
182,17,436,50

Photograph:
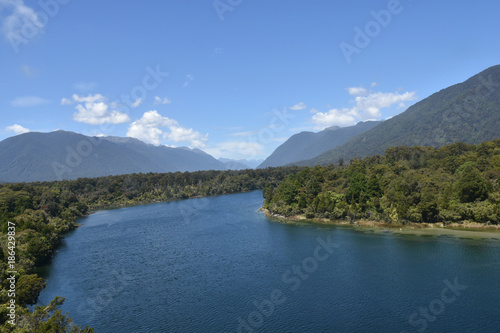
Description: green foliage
455,164,489,203
266,139,500,224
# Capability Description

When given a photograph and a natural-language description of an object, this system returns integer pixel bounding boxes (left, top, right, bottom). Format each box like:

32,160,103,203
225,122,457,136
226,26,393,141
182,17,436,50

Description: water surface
38,191,500,332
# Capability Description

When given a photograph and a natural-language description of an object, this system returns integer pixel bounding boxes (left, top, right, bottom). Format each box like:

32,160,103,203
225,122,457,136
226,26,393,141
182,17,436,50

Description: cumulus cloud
153,96,171,106
72,93,105,103
60,97,73,105
311,88,417,130
127,110,207,147
289,102,307,111
355,91,416,119
346,86,368,96
61,94,131,125
5,123,29,135
11,96,49,107
312,108,357,128
131,98,142,108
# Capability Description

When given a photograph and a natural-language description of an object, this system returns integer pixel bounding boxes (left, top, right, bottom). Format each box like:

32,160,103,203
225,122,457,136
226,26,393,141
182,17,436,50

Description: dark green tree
456,164,488,203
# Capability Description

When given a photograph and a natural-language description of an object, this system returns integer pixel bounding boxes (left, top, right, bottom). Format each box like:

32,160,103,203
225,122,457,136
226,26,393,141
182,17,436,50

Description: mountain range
290,64,500,166
258,121,381,168
0,131,226,183
1,65,499,182
218,158,263,170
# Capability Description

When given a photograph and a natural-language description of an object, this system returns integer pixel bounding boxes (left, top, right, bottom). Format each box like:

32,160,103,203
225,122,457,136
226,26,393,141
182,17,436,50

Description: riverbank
261,209,500,240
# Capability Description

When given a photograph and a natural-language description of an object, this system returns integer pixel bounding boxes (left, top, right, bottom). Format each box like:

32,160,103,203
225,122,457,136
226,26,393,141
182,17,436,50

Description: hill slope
258,121,381,168
0,131,225,182
296,65,500,166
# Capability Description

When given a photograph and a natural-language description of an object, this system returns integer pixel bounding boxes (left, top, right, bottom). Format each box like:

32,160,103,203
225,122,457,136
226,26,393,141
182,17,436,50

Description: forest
264,140,500,225
0,139,499,331
0,167,299,331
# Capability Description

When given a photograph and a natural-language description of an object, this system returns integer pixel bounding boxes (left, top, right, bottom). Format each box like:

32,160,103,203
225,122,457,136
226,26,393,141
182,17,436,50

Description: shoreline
261,209,500,240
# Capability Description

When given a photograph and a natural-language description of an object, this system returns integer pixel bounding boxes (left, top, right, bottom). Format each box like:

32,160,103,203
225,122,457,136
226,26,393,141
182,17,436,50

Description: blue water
38,191,500,332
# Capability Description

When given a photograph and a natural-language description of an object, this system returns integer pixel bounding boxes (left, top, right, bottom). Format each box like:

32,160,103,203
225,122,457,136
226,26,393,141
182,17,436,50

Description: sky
1,0,499,160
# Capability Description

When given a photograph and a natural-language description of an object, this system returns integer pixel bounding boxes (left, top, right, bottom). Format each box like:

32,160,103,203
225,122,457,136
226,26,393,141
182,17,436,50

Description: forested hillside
265,140,500,225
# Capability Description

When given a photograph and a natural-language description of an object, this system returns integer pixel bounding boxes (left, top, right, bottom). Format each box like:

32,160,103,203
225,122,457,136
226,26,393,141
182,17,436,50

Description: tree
366,175,382,198
16,274,46,306
347,171,366,204
306,176,321,197
455,164,488,203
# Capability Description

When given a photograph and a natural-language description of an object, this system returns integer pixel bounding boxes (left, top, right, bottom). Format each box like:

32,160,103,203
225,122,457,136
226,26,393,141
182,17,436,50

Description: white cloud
60,97,73,105
62,93,131,125
11,96,49,107
311,89,417,130
131,98,143,108
204,141,265,159
5,124,29,135
127,110,207,148
0,0,43,40
354,91,416,119
370,82,378,88
346,86,368,96
72,93,105,103
168,126,207,148
312,108,357,128
289,102,307,110
153,96,171,106
230,131,257,137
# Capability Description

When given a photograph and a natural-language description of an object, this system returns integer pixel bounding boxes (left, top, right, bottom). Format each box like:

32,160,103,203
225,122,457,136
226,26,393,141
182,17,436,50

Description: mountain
218,158,264,170
0,131,226,183
218,158,251,170
294,65,500,166
258,121,381,168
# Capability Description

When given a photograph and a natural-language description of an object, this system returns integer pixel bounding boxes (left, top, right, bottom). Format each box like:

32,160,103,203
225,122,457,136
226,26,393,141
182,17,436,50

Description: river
38,191,500,332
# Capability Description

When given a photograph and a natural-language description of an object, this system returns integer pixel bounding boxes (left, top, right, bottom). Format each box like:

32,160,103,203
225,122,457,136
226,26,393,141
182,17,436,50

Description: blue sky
1,0,499,160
